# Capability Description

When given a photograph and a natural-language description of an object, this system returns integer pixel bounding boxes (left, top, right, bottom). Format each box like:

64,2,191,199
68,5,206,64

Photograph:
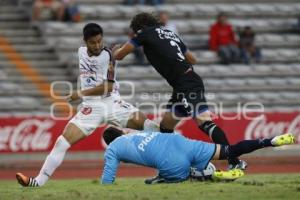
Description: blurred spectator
239,26,262,64
292,16,300,33
32,0,65,21
209,13,240,65
62,0,81,22
124,0,164,6
158,11,178,34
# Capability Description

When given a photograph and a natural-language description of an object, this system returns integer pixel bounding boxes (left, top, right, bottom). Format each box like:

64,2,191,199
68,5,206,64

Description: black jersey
130,26,201,89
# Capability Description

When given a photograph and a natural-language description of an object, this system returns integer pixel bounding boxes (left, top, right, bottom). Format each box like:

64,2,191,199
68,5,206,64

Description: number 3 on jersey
170,40,185,61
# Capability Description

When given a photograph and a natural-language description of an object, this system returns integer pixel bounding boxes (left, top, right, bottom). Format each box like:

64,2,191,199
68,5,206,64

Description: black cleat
228,159,248,170
144,175,165,184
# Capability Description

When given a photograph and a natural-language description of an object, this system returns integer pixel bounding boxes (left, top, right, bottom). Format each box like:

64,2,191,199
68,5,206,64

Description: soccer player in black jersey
112,12,246,171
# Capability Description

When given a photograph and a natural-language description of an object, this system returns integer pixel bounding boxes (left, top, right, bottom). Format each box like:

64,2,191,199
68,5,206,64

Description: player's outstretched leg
213,133,295,181
196,111,247,170
219,133,295,160
16,123,86,187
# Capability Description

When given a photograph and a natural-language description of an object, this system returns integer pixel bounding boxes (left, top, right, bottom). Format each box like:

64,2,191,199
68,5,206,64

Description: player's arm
101,148,120,184
113,31,145,60
113,42,135,60
68,81,114,102
184,51,197,65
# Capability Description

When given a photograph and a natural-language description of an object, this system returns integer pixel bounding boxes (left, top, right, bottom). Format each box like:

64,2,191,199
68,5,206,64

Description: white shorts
69,95,138,136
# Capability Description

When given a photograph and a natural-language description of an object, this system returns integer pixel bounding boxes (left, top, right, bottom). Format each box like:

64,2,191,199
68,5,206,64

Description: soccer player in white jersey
16,23,158,187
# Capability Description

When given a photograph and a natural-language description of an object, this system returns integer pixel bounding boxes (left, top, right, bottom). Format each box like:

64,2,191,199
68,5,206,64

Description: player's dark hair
83,23,103,41
217,12,227,19
103,126,123,145
130,12,160,33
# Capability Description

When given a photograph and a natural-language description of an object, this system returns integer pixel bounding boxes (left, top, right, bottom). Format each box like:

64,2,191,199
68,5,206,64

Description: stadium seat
230,65,253,74
0,97,17,108
117,6,137,18
271,64,293,73
212,65,229,74
204,79,225,87
252,64,272,73
259,92,280,101
225,79,247,87
239,92,259,101
246,78,267,86
197,51,219,63
254,4,277,14
287,78,300,85
193,66,213,75
262,49,279,60
280,92,300,100
175,4,197,17
0,82,21,92
266,78,287,86
219,93,239,101
292,64,300,72
195,4,218,16
234,4,256,15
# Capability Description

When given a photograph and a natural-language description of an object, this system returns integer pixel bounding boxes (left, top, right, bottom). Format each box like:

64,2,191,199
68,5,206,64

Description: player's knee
159,123,174,133
198,120,215,136
53,135,71,152
143,119,159,132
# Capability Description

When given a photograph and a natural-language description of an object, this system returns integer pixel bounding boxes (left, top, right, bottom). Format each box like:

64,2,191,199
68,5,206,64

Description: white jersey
70,47,139,135
78,46,120,100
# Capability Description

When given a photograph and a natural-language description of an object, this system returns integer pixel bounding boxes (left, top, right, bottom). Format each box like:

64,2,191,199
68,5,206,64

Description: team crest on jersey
81,106,92,115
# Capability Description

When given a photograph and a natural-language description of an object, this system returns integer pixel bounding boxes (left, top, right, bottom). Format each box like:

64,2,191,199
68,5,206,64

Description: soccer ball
190,162,216,181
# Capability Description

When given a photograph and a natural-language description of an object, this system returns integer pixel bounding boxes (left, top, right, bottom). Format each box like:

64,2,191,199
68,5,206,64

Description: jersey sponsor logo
80,70,95,75
81,71,97,87
137,132,159,152
155,28,180,43
81,106,92,115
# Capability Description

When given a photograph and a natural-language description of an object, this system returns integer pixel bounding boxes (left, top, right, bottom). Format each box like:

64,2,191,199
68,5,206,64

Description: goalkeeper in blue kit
101,127,295,184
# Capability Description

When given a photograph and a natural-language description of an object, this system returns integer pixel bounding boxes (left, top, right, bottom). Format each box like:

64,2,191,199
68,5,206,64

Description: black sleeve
178,37,188,54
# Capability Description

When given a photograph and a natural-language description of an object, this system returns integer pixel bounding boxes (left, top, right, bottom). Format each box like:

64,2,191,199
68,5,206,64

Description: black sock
199,121,229,145
219,138,273,160
199,121,241,165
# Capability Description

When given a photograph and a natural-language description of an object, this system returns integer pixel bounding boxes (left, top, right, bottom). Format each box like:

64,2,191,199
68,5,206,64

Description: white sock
35,135,71,186
143,119,159,132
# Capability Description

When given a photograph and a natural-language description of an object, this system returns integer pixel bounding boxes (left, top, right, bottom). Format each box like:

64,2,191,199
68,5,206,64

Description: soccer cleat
189,163,216,181
212,169,244,182
228,159,248,170
271,133,295,146
144,175,165,184
16,173,39,187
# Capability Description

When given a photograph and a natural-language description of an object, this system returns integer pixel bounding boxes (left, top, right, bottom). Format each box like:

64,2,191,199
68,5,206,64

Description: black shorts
167,71,208,118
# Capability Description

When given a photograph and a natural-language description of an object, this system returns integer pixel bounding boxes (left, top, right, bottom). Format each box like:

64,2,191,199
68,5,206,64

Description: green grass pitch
1,174,300,200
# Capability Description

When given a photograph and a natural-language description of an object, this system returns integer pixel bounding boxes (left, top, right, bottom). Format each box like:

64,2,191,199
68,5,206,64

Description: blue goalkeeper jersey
101,132,216,184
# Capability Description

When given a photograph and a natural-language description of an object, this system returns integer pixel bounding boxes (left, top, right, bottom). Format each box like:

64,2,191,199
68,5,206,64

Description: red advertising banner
0,112,299,153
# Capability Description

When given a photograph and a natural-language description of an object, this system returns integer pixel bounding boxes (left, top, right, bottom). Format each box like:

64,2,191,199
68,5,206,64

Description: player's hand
66,91,80,102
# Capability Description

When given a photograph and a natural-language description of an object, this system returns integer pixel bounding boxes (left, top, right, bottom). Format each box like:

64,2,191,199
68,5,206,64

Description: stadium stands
0,0,300,115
